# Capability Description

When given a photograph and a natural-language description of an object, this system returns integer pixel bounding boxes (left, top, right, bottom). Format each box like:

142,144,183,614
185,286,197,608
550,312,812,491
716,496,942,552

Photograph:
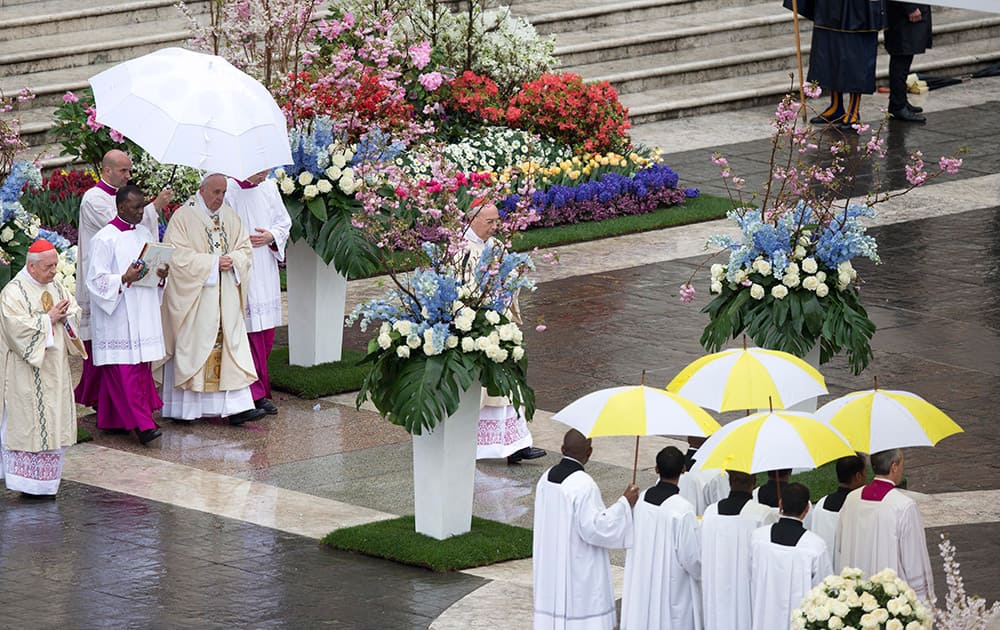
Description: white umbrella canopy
89,47,293,180
552,385,721,438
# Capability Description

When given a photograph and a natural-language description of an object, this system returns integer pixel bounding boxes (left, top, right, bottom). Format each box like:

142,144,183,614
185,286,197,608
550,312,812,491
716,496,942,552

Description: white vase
285,239,347,366
786,342,822,413
412,381,481,540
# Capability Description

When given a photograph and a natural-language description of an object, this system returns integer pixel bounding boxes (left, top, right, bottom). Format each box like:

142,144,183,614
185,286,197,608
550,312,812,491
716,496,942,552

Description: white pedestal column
412,382,481,540
285,239,347,366
786,343,822,413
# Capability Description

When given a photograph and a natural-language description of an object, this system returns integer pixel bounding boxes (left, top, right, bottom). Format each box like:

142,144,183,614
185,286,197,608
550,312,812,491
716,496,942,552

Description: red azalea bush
505,73,631,153
19,167,97,230
440,71,506,125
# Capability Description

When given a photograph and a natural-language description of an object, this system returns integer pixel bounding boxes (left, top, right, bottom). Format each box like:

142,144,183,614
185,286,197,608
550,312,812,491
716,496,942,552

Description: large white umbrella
89,47,292,180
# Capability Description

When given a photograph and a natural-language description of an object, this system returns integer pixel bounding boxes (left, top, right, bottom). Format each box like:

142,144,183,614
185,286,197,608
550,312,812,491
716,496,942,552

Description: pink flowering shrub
1,88,34,177
50,88,139,172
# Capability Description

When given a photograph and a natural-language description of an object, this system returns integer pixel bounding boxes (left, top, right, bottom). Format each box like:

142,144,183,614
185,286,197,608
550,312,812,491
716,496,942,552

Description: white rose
446,335,459,349
379,322,390,335
279,178,295,195
491,348,509,363
813,605,831,621
838,271,852,288
316,179,333,194
771,285,788,299
733,269,748,284
802,257,818,274
899,604,912,617
512,347,524,361
406,334,421,349
838,260,856,277
802,276,820,291
461,337,475,352
750,284,765,300
344,148,354,161
274,168,286,179
0,227,13,243
325,166,342,180
753,259,772,276
905,622,923,630
485,310,501,325
816,283,829,298
498,324,515,341
794,245,807,259
783,274,801,288
396,345,410,358
331,154,347,168
341,167,354,180
303,184,319,199
786,262,799,275
475,336,490,351
710,263,725,280
297,171,314,186
829,616,844,630
393,320,412,336
423,341,440,356
338,176,356,194
377,333,392,350
831,601,850,618
816,270,827,283
710,281,723,294
455,315,473,332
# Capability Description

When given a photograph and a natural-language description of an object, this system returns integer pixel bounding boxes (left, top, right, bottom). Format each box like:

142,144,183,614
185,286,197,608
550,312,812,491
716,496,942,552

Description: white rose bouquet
793,568,931,630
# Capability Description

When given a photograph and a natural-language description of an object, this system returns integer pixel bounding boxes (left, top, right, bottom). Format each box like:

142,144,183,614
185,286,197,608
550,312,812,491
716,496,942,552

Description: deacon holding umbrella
0,239,85,497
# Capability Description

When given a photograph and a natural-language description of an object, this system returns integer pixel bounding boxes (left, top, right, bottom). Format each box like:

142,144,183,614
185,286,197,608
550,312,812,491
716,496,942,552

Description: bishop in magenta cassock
223,171,291,415
158,174,264,426
806,453,866,568
87,184,168,445
750,483,831,630
621,446,702,630
533,429,638,630
700,471,778,630
74,149,170,409
0,239,84,496
836,448,935,604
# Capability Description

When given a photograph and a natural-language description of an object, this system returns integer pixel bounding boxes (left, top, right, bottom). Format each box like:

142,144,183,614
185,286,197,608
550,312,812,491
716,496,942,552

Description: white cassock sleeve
898,502,934,603
577,493,634,550
677,510,702,578
86,235,124,316
266,184,292,262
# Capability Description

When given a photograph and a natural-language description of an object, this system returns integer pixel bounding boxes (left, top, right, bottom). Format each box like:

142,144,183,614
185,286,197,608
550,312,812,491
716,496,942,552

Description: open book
132,242,175,288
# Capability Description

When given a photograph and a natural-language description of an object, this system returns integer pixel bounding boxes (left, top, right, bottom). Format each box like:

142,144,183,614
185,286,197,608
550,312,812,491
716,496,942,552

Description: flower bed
793,567,930,630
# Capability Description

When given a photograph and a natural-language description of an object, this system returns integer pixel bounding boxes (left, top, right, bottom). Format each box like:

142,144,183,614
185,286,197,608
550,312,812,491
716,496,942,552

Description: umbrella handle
167,164,178,188
632,436,640,485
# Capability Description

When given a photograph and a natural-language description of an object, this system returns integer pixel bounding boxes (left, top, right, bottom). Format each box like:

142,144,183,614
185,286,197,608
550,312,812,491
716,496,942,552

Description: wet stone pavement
0,482,484,629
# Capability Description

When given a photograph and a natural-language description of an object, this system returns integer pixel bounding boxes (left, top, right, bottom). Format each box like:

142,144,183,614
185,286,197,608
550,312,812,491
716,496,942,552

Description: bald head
199,173,227,211
561,429,592,464
101,149,132,188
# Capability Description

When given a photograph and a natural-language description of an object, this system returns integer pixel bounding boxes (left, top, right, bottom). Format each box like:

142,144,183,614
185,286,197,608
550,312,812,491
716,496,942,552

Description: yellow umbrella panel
667,347,827,412
816,389,963,453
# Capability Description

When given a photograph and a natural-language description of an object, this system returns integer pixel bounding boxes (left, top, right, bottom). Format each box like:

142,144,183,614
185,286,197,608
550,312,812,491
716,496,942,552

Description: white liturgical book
132,242,174,288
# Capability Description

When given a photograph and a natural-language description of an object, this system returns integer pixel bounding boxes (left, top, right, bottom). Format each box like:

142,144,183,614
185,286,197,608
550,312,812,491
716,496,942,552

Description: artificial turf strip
77,427,93,443
268,347,368,399
322,515,533,572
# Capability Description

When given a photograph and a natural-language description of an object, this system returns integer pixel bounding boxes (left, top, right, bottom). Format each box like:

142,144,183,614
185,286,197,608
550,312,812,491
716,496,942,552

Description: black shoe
137,428,162,445
20,492,56,500
254,398,278,415
507,446,547,465
835,120,859,133
888,106,926,123
168,417,192,425
227,408,266,425
810,114,842,125
906,101,923,113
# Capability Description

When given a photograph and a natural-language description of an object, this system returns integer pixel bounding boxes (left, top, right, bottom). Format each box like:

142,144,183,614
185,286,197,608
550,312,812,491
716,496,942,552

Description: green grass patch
268,347,367,399
760,463,875,502
512,193,735,251
322,515,533,572
77,427,93,443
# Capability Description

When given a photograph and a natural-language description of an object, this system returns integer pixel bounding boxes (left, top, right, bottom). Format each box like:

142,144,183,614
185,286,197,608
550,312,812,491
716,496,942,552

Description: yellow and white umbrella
667,347,827,412
692,411,854,474
553,385,721,482
816,389,963,453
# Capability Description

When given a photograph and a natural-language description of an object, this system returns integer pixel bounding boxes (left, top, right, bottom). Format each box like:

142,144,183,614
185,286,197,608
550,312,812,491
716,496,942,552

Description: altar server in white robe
87,185,169,445
679,435,730,516
0,239,84,496
533,429,638,630
750,483,831,630
223,171,290,415
158,174,264,426
463,198,544,465
621,446,702,630
836,448,934,603
701,471,778,630
807,453,866,567
75,149,170,409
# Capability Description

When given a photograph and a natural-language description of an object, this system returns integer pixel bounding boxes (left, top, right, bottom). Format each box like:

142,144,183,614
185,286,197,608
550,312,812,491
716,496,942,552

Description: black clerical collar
547,457,585,484
821,486,853,513
718,490,753,515
771,517,807,547
644,480,680,506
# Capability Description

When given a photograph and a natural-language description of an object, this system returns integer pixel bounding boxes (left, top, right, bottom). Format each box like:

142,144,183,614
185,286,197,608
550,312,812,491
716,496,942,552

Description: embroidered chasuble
159,196,255,393
0,269,82,452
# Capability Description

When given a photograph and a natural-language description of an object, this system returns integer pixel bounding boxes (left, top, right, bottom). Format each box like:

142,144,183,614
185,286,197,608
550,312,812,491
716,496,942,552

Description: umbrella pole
167,164,178,188
791,0,807,122
632,436,640,486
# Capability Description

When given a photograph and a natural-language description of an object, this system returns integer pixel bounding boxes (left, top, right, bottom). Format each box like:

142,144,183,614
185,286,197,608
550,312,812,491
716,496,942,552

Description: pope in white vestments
836,449,934,603
87,185,167,445
462,199,544,464
750,483,832,630
622,446,702,630
700,471,778,630
533,429,638,630
158,174,264,426
223,172,290,414
0,239,84,496
74,149,169,408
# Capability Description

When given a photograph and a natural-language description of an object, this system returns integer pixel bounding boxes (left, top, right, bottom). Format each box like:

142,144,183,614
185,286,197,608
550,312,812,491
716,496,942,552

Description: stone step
523,0,771,35
621,36,1000,124
0,62,119,107
566,11,1000,95
0,0,209,43
0,19,193,77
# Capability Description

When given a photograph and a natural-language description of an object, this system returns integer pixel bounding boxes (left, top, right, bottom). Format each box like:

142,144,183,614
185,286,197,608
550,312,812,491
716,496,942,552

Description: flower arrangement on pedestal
348,157,538,434
690,87,962,374
792,567,931,630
